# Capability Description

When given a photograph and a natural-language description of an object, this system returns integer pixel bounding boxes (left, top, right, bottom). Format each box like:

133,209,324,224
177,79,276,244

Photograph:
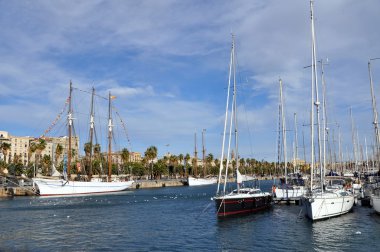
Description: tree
130,162,146,177
212,158,220,175
36,139,46,172
153,159,167,179
184,153,190,177
144,146,157,180
169,155,178,178
41,154,52,175
0,160,7,174
206,153,214,176
55,143,63,167
178,154,184,177
121,148,130,165
1,142,11,164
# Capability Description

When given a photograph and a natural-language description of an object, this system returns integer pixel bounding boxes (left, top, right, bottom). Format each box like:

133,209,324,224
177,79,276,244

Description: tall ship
213,35,272,217
33,82,134,196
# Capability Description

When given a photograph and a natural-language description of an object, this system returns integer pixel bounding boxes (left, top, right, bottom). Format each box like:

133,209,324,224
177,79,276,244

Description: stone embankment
133,179,186,189
0,186,35,197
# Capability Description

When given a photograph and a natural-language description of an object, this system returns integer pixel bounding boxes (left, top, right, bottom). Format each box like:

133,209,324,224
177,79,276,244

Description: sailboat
187,132,217,186
301,0,354,220
274,79,305,201
33,82,134,196
213,36,272,217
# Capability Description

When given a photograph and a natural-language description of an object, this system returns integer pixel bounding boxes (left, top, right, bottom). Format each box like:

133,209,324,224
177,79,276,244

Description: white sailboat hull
33,178,134,196
187,176,217,186
275,186,305,199
370,193,380,214
302,190,354,220
241,175,256,182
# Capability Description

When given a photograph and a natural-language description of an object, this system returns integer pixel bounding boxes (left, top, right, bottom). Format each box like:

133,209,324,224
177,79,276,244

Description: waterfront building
0,130,79,167
130,152,142,162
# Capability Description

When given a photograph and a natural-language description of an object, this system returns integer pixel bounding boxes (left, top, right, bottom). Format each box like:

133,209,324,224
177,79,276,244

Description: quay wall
0,187,35,197
133,179,186,189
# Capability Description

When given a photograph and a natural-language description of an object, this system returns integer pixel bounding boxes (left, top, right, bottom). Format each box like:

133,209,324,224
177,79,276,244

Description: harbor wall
133,179,186,189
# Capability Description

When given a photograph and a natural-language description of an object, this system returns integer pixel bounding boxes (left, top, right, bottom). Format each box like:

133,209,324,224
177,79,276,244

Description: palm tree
184,153,190,177
41,154,52,175
191,157,198,176
206,153,214,176
1,142,11,164
55,144,63,167
178,153,184,177
144,146,157,180
36,139,46,172
121,148,130,174
213,158,220,175
169,155,178,178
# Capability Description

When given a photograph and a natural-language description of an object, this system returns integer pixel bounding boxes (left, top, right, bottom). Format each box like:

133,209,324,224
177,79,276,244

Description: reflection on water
1,181,380,251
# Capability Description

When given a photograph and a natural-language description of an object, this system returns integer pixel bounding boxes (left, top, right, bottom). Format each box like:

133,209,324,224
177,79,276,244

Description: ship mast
202,129,206,177
67,81,73,178
216,36,234,195
194,132,198,177
279,78,287,184
108,92,113,181
88,87,95,179
368,58,380,169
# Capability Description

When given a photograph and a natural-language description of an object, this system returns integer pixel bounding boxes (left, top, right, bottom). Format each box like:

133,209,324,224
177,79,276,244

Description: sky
1,0,380,162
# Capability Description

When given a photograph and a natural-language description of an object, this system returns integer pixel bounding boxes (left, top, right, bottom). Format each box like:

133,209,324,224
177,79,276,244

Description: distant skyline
1,0,380,162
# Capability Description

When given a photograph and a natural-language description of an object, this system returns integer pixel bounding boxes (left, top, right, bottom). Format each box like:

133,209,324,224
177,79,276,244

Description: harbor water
1,180,380,251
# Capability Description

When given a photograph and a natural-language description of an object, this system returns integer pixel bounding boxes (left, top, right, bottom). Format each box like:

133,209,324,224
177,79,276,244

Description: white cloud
1,0,380,160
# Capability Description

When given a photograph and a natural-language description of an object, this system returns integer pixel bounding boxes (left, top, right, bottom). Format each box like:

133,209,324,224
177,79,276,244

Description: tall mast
108,92,113,181
294,113,299,174
279,78,287,183
89,87,95,179
202,129,206,177
67,81,73,177
310,0,319,191
368,59,380,169
320,59,328,178
232,37,239,192
365,137,369,173
216,36,234,195
194,132,198,177
276,104,282,176
224,34,237,194
350,107,358,172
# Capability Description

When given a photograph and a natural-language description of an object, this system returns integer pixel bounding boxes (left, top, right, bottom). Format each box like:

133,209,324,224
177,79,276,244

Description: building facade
0,131,79,166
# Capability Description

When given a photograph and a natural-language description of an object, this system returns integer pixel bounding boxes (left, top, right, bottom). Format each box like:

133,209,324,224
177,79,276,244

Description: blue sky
1,0,380,162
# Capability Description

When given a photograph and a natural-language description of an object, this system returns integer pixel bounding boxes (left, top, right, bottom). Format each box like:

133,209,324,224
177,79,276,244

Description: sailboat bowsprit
33,82,134,196
213,35,272,217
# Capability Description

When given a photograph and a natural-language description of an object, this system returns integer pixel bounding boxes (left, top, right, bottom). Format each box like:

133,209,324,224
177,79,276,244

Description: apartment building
0,131,79,166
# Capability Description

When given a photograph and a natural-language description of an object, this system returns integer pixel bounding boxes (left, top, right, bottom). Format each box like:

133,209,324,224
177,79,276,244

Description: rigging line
196,202,213,219
40,95,70,138
232,42,255,159
75,87,108,100
114,108,133,152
